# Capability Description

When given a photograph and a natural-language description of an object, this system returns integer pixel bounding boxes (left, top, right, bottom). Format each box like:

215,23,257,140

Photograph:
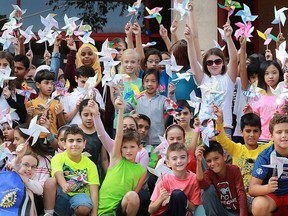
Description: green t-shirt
98,158,146,215
51,151,99,196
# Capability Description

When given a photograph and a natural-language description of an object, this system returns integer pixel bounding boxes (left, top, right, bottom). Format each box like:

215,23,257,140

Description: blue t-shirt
252,144,288,196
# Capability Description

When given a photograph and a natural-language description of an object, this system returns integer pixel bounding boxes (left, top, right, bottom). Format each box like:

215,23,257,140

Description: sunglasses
206,59,223,66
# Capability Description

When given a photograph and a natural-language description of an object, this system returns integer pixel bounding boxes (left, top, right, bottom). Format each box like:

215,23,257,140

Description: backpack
0,171,31,216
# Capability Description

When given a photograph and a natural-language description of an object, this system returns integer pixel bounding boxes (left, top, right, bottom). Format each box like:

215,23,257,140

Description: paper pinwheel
74,21,92,36
262,151,288,178
41,14,59,30
19,25,37,44
187,90,202,114
201,119,219,146
0,108,15,128
213,40,226,51
159,54,183,78
126,0,142,17
19,115,50,146
164,99,181,119
16,82,37,102
53,80,70,97
257,28,274,46
0,66,16,88
234,21,254,42
270,81,288,105
0,30,17,50
62,14,80,36
198,77,223,102
0,141,12,161
9,4,26,21
172,72,191,82
276,41,288,69
235,3,258,23
154,136,169,157
217,28,227,43
271,6,288,32
37,29,58,46
1,18,22,31
169,0,189,21
78,31,95,45
83,74,98,98
145,7,163,24
147,165,174,178
142,41,157,48
124,83,142,105
218,0,241,17
96,39,119,57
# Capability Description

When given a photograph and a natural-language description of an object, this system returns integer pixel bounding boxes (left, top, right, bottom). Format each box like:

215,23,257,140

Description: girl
88,99,149,169
111,37,127,62
64,39,101,91
185,3,238,137
0,51,26,123
124,68,171,145
78,99,109,182
244,60,283,141
55,125,70,153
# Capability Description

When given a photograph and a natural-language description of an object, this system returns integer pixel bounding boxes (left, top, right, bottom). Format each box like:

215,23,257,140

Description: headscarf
76,43,102,87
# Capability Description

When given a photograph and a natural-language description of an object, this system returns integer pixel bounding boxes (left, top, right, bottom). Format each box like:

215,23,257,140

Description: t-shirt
150,172,202,215
252,144,288,196
51,151,99,197
98,158,146,215
25,97,64,136
198,164,247,214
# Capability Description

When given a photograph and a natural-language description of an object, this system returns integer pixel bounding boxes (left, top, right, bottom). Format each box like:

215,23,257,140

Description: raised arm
170,18,179,44
159,24,172,51
133,21,145,63
238,35,249,90
225,21,238,83
125,21,134,49
50,35,62,80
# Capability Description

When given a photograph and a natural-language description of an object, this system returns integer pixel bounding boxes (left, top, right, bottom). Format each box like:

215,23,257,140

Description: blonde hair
120,49,140,75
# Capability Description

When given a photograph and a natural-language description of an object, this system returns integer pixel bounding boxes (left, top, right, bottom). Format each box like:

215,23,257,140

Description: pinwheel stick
24,135,32,144
279,22,282,34
272,165,278,177
44,41,47,51
129,15,134,23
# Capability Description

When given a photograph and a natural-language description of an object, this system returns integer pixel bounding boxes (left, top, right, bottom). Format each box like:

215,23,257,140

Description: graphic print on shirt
217,181,237,210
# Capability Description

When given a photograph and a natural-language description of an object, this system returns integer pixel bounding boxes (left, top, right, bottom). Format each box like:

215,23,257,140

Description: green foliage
46,0,135,32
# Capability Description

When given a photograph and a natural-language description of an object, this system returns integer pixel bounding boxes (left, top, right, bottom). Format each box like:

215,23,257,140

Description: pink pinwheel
218,0,241,18
257,28,273,46
145,7,163,24
234,21,254,42
0,108,14,128
154,136,169,157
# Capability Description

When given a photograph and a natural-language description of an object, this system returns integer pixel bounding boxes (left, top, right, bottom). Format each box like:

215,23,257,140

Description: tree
46,0,137,32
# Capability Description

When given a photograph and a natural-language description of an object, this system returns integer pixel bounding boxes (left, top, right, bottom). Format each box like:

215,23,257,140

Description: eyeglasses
147,59,160,64
206,59,223,66
21,162,37,170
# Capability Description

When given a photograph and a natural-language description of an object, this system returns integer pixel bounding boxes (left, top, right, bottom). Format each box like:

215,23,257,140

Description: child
244,60,284,141
149,143,202,216
196,141,248,216
61,65,105,125
124,68,170,145
249,114,288,216
136,114,151,145
45,125,99,216
213,105,272,211
14,54,30,83
25,69,65,136
98,96,146,215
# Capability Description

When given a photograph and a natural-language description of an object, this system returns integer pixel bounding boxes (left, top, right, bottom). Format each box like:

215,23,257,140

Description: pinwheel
37,29,58,47
217,28,227,43
0,66,16,88
78,31,95,45
187,90,202,115
1,18,22,31
62,14,80,36
271,6,288,33
126,0,142,20
213,40,225,51
172,71,191,82
9,4,26,21
40,14,59,30
19,25,37,50
96,39,119,57
234,21,254,42
169,0,189,20
262,151,288,178
235,3,258,23
20,115,50,146
83,74,98,99
218,0,241,18
158,54,183,78
74,21,91,36
0,108,15,128
257,28,276,48
201,119,219,146
276,41,288,69
270,81,288,105
142,41,157,48
16,82,37,102
145,7,163,24
0,141,12,161
0,30,17,50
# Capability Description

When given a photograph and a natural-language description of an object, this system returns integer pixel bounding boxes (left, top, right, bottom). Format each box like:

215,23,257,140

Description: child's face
166,150,189,172
176,107,192,127
121,140,141,162
249,73,258,84
58,130,66,150
241,125,261,148
75,75,88,88
143,73,158,95
115,42,126,61
80,106,94,129
36,80,54,96
166,127,185,145
26,68,35,81
137,119,150,140
205,151,226,175
123,118,137,131
64,134,86,157
14,61,28,80
160,53,170,71
270,123,288,152
146,54,161,71
121,54,139,75
0,58,10,69
264,64,279,89
18,155,38,178
80,47,96,66
13,130,26,147
2,123,14,142
206,54,223,76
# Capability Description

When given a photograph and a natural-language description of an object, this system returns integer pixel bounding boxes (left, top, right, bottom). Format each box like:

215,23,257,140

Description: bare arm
133,21,145,63
249,176,278,197
101,146,109,173
159,24,172,51
125,21,134,49
170,18,179,44
195,146,205,181
238,35,249,90
89,184,99,216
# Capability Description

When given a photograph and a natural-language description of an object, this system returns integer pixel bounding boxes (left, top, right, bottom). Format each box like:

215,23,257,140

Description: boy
61,65,105,125
249,114,288,216
214,106,272,194
98,96,146,215
25,69,65,136
44,125,99,216
14,55,30,83
149,143,202,216
196,141,248,216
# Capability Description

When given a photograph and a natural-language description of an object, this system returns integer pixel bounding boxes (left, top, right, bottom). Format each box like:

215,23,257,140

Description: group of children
1,1,288,216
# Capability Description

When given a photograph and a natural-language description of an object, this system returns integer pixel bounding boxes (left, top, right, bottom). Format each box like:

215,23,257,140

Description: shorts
55,186,93,216
267,193,288,208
